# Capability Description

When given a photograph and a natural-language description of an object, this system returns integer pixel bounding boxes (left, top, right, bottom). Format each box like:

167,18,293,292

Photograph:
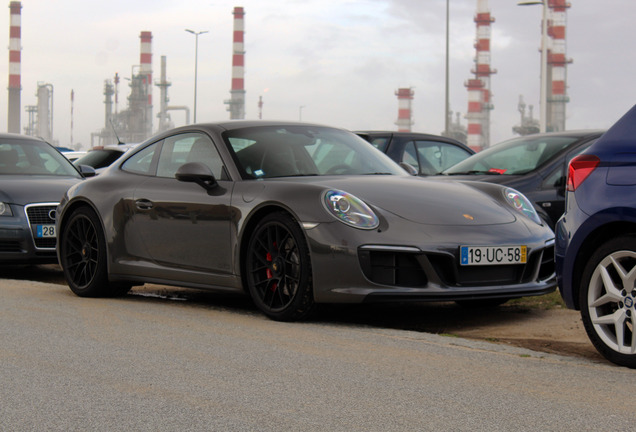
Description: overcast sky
1,0,635,149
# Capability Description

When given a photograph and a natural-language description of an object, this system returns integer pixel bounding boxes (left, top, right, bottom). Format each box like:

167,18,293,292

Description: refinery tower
224,6,246,119
7,1,21,133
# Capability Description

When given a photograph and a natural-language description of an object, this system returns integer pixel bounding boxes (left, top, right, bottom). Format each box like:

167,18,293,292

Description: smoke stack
139,31,153,136
156,55,172,132
395,88,414,132
225,6,246,119
7,1,22,133
36,83,53,141
546,0,571,132
465,0,496,151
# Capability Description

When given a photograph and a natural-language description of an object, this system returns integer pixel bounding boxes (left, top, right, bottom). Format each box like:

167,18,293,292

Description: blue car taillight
567,154,600,192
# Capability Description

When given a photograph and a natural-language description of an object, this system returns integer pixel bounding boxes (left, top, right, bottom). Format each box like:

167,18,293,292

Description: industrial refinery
394,0,571,151
5,1,571,151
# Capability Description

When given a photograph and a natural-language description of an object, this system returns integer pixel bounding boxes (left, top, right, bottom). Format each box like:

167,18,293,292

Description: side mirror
78,164,96,178
398,162,419,176
176,162,218,190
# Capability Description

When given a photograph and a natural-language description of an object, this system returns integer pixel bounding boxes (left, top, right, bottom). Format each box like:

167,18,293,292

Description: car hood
0,176,82,205
300,175,517,226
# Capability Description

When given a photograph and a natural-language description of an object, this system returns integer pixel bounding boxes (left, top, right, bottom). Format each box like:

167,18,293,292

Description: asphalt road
1,268,635,431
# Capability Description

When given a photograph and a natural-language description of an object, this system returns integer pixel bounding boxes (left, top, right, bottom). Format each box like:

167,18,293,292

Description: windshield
225,125,406,179
0,139,81,178
443,135,582,176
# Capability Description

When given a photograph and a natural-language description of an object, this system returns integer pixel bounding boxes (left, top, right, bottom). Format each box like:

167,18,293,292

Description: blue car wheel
580,235,636,368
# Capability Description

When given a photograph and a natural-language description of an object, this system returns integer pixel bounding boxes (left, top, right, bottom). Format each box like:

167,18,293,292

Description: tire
245,212,315,321
59,206,130,297
579,235,636,368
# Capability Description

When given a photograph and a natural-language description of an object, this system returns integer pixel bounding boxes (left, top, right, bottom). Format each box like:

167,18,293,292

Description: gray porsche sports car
56,121,556,321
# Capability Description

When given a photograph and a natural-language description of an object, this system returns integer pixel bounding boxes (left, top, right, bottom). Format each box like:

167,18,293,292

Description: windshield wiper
364,172,393,175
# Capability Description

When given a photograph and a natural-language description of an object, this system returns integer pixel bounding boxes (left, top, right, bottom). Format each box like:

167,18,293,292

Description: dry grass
506,290,566,310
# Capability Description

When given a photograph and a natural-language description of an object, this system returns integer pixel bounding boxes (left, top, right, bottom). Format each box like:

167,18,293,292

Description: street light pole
444,0,450,136
299,105,305,121
185,29,209,124
539,3,548,133
518,1,548,133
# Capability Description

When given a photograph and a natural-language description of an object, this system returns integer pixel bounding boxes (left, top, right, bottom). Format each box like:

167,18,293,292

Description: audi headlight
322,189,379,229
0,202,12,216
504,188,541,225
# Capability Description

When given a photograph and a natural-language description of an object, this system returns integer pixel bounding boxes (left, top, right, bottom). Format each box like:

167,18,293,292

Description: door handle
135,199,153,210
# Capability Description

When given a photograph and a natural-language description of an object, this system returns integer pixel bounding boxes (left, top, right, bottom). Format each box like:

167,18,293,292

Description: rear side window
122,143,158,175
368,137,389,152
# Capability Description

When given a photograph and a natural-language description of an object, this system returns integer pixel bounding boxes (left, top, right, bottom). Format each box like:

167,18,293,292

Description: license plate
460,245,526,266
36,224,56,238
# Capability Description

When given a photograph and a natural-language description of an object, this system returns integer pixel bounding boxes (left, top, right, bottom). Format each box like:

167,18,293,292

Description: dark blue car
555,105,636,368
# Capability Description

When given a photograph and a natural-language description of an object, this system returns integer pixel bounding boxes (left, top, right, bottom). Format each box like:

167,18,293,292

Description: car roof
88,143,138,152
355,130,459,140
0,133,48,142
354,130,474,151
505,129,605,140
152,121,345,135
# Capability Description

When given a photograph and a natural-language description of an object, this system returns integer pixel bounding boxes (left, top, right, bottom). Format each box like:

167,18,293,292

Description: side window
402,141,420,173
122,142,159,175
156,133,224,179
567,140,595,163
415,141,472,174
442,146,472,170
542,166,564,189
369,137,389,152
543,139,596,190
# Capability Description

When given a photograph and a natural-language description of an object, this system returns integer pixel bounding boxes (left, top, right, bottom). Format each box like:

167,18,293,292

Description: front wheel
580,235,636,368
59,206,130,297
245,212,315,321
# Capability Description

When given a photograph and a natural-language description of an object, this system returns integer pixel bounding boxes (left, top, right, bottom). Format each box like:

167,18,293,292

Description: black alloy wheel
60,206,129,297
246,212,314,321
580,235,636,368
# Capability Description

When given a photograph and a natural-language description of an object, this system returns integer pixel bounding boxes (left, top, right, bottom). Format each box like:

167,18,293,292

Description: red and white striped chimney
465,0,496,151
139,31,153,135
7,1,22,133
225,6,246,119
546,0,570,132
395,88,414,132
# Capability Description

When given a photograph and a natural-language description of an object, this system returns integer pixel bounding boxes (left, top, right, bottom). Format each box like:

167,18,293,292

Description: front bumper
0,203,59,264
304,219,557,304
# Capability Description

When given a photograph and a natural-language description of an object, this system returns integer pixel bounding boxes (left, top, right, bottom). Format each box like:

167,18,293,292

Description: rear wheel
245,212,314,321
59,206,130,297
579,235,636,368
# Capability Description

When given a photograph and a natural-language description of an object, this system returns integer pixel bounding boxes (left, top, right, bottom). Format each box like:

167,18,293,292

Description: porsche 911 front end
284,177,556,305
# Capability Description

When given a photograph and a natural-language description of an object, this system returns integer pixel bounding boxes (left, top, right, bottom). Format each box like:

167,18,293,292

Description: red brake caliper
266,242,278,292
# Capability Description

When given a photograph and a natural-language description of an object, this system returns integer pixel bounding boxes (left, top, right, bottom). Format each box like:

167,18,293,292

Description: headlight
322,189,379,229
504,188,541,225
0,202,12,216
